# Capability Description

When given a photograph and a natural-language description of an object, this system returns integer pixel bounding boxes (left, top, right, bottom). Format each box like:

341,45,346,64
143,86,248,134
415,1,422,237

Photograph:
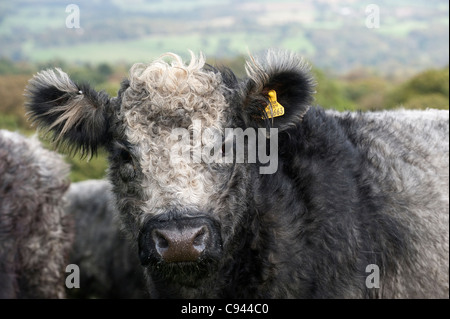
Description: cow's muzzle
139,215,222,266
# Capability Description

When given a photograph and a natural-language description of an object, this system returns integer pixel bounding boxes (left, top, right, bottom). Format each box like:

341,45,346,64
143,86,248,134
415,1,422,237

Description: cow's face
25,50,314,285
110,54,242,281
116,54,233,223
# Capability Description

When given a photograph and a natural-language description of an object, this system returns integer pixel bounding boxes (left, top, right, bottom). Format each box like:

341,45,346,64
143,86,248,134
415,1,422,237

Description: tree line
0,57,448,181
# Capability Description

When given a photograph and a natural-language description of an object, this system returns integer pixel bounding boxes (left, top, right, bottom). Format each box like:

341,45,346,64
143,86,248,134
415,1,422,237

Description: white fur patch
28,68,78,94
121,52,229,219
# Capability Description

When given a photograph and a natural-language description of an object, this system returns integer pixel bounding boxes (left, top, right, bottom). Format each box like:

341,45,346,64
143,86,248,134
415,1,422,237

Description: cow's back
333,109,449,298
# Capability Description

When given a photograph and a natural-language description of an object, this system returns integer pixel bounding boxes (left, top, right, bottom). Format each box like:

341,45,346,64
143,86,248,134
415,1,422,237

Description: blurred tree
96,81,121,97
210,55,247,79
69,63,109,86
37,59,68,71
0,75,32,128
341,70,389,111
399,93,449,110
0,57,34,75
0,58,17,74
386,66,449,109
97,63,113,78
312,68,356,111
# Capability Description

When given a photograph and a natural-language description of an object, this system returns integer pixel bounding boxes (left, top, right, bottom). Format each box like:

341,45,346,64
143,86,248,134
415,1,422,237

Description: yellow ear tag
264,90,285,119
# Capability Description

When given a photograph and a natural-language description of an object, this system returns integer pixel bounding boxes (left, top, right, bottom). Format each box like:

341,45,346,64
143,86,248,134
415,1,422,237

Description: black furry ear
25,68,111,157
243,50,316,131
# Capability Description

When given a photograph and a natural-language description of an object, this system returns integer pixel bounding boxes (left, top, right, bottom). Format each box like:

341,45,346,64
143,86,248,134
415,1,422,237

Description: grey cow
25,50,449,298
65,179,147,298
0,130,73,298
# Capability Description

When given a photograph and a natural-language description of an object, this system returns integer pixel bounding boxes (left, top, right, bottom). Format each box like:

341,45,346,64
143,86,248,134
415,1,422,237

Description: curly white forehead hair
123,51,226,116
120,52,231,219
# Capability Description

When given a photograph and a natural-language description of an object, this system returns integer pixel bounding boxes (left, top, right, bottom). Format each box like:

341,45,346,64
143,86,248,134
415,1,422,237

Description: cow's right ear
25,68,111,157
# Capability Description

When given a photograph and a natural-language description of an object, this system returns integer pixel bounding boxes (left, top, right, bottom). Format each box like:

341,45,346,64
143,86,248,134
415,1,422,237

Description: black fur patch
25,73,112,157
243,65,315,131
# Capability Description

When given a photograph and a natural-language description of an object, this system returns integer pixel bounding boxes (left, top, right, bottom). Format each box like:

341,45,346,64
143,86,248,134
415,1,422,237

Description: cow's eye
119,148,133,163
119,149,136,181
113,143,137,181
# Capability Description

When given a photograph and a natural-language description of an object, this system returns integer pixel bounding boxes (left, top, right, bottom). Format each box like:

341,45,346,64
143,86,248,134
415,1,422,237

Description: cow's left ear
242,50,316,131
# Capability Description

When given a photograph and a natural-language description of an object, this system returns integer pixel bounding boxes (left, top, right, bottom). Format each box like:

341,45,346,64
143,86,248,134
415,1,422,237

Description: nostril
153,230,169,255
157,236,169,249
192,226,209,252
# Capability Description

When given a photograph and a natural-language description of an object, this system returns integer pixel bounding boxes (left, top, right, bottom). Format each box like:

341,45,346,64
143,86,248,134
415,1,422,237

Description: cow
64,179,147,298
0,129,73,298
25,50,449,298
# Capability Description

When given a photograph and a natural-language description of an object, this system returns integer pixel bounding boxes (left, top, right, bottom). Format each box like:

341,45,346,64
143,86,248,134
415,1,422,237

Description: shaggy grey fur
25,50,449,298
331,109,449,297
0,130,73,299
64,179,147,298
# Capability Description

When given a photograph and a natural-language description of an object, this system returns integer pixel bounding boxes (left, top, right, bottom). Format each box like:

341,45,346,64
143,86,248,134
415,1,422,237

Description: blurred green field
0,6,62,35
25,31,316,64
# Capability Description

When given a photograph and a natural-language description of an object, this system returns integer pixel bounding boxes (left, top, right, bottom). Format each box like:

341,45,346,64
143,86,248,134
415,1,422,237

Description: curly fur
25,50,449,299
0,130,73,299
120,52,231,228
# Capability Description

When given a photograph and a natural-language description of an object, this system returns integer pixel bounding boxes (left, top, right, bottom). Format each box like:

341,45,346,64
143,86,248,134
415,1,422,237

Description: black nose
153,225,209,262
139,216,221,266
